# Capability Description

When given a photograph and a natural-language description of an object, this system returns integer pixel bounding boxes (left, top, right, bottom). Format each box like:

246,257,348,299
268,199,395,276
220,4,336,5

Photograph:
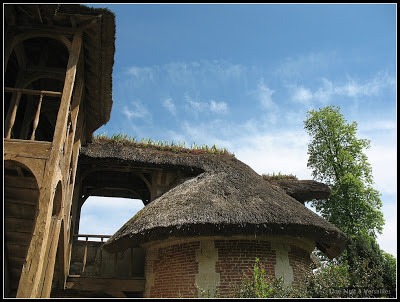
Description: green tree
303,105,384,238
303,106,395,297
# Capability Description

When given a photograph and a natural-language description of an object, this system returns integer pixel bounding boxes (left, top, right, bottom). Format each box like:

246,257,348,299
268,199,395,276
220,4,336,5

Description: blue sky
80,3,397,256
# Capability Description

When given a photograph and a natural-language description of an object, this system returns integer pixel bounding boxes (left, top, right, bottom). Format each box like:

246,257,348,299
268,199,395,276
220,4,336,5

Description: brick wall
145,237,313,298
147,241,200,298
289,244,313,286
215,239,276,297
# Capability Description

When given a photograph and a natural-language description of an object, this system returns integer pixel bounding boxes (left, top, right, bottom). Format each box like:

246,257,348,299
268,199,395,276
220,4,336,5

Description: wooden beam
5,90,22,139
4,203,36,220
5,231,32,244
4,140,52,160
26,65,66,79
30,94,43,140
4,87,62,97
66,277,146,293
5,174,37,189
39,218,62,297
4,217,35,233
52,30,82,151
5,198,37,207
4,187,39,203
16,31,83,298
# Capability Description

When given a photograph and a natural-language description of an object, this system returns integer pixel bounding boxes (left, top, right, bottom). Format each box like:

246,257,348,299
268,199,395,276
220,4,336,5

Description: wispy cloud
125,60,246,87
256,79,277,110
162,97,176,115
122,101,151,120
185,94,229,115
210,100,228,114
289,71,395,105
126,66,156,82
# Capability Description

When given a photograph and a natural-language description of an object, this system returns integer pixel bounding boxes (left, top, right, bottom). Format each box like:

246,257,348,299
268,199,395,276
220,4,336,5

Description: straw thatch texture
267,179,331,204
80,141,347,259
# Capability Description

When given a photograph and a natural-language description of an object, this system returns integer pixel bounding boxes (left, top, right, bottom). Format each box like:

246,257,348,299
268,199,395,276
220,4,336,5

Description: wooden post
82,236,88,274
130,248,134,277
19,95,35,140
30,94,43,140
16,30,82,298
5,91,22,139
39,218,62,297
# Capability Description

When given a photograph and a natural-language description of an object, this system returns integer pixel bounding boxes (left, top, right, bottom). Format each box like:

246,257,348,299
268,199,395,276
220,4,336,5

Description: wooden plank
7,256,25,270
4,140,52,160
9,267,23,281
66,277,146,292
4,203,36,219
4,175,38,189
5,231,32,244
4,87,62,97
6,243,29,259
40,219,62,297
4,187,39,203
4,217,35,234
5,198,37,206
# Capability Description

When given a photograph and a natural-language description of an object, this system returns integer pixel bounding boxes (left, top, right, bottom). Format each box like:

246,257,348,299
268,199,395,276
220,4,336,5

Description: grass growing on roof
262,172,298,181
93,132,233,156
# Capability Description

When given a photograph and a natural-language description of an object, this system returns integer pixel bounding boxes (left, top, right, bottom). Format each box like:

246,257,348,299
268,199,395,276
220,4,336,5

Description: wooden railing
72,234,144,278
73,234,111,274
4,87,62,140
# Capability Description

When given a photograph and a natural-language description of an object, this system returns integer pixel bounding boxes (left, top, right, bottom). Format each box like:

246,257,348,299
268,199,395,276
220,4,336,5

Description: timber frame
3,4,115,298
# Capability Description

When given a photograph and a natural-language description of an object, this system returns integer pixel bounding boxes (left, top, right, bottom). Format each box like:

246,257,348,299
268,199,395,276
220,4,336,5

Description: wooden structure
3,4,115,298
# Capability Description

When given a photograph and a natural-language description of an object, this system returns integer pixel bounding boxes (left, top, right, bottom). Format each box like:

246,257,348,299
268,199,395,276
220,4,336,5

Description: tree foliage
303,106,395,297
303,105,384,238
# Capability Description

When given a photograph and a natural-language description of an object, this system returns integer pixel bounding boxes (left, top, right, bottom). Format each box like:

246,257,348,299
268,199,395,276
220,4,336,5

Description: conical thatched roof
80,140,347,259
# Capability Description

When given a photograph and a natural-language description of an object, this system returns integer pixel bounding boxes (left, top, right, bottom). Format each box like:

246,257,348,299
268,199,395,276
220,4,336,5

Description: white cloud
210,100,228,114
234,130,311,179
256,80,277,110
126,66,156,82
162,97,176,115
291,86,314,107
185,94,229,115
364,144,397,196
288,71,395,105
122,101,151,120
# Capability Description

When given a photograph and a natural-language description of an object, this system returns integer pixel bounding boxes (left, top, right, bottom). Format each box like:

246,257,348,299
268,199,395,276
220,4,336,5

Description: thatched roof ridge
80,141,347,259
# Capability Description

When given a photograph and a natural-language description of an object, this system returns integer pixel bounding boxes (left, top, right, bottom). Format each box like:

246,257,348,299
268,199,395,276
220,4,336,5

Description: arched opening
4,36,69,141
78,196,145,239
69,169,150,281
4,160,40,297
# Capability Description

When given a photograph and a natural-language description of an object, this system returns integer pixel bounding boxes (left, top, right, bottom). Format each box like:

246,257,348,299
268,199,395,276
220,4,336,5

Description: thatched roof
80,140,347,259
266,179,331,204
5,4,115,142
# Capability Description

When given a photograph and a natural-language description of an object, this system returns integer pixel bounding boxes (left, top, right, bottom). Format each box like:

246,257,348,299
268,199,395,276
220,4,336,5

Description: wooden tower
3,4,115,297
